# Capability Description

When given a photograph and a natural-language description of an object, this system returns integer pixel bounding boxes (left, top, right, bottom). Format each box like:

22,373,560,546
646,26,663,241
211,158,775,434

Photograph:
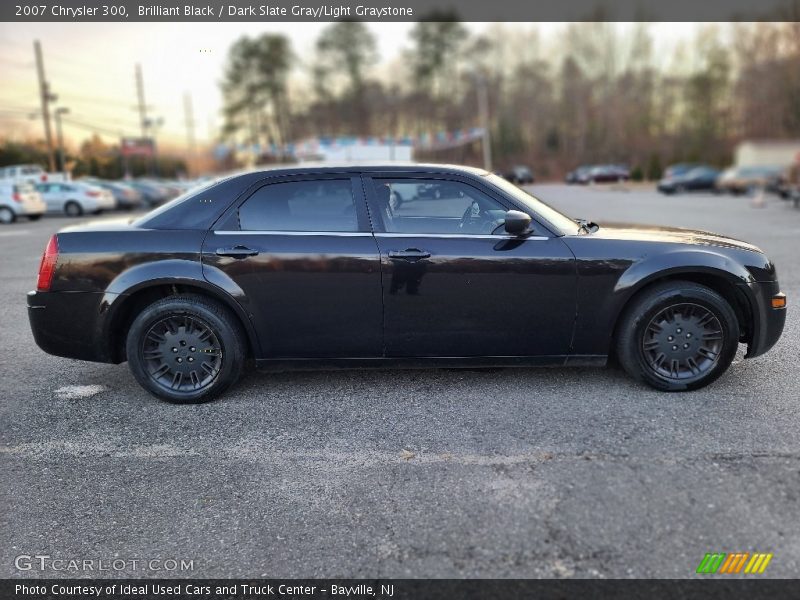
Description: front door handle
216,245,259,259
388,248,431,260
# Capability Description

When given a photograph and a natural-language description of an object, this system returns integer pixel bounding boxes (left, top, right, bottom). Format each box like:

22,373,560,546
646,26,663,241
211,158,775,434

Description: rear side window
238,179,357,232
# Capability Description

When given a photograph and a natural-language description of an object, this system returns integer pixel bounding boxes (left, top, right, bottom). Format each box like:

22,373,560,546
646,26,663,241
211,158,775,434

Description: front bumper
742,281,787,358
27,290,115,363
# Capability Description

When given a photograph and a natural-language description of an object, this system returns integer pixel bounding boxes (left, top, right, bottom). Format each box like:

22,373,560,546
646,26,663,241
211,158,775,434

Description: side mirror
503,210,532,235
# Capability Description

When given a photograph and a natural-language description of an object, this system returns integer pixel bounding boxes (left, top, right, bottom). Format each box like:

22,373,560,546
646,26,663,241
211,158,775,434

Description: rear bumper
742,281,787,358
27,290,115,363
6,202,45,216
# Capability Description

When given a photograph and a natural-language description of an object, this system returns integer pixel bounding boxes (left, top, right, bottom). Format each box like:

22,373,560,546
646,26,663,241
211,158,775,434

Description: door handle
215,245,259,258
388,248,431,260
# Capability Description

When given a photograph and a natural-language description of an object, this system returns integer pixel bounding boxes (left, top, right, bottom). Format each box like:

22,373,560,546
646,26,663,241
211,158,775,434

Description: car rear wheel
126,295,246,403
64,201,83,217
616,281,739,391
0,207,16,224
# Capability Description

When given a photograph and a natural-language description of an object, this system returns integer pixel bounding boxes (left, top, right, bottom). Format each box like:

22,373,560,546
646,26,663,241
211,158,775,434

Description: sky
0,22,703,150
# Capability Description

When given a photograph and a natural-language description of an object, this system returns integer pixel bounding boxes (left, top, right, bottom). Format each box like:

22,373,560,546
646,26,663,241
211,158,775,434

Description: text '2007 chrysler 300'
28,164,786,403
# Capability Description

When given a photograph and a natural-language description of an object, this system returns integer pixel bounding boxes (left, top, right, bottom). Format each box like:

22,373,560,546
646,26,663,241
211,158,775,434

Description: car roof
233,162,490,178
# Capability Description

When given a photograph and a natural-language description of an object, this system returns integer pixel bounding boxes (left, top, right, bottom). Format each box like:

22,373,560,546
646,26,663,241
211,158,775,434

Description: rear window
133,178,231,230
238,179,357,232
13,183,34,193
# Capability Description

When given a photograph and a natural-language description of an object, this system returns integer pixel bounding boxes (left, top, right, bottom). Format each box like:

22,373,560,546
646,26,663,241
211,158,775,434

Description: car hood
588,222,763,254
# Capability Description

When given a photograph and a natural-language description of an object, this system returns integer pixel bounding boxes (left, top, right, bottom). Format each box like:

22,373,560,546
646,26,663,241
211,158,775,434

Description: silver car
0,181,46,224
36,182,116,216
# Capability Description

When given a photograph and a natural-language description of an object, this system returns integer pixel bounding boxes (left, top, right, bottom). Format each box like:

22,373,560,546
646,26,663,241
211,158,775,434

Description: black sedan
28,164,786,403
657,166,720,195
503,165,535,185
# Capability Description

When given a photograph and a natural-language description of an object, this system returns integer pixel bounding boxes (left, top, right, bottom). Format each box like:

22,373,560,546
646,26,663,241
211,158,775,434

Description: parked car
588,164,630,183
503,165,535,185
27,164,786,403
82,179,143,210
416,181,465,199
565,166,593,184
0,164,69,184
0,181,46,224
126,180,172,207
657,166,720,194
35,181,115,216
716,165,785,195
662,163,700,179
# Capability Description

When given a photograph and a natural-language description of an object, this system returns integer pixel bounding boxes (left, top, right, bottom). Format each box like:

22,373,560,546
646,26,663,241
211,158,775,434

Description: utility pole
135,63,149,139
34,40,56,172
475,72,492,172
183,92,196,175
54,107,69,172
135,64,160,175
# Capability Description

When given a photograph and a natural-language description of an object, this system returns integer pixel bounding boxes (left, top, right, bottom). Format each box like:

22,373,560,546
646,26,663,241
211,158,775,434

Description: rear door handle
388,248,431,260
215,245,259,259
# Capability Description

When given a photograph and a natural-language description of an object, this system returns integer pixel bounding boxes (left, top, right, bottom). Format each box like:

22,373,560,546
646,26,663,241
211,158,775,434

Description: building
735,140,800,168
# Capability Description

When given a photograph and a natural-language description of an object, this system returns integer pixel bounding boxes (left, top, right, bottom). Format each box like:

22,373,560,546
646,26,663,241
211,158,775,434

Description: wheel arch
102,279,260,363
610,267,755,358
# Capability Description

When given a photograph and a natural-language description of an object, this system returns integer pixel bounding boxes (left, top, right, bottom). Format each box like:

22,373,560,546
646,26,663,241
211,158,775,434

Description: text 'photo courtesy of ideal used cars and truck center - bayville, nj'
2,1,800,598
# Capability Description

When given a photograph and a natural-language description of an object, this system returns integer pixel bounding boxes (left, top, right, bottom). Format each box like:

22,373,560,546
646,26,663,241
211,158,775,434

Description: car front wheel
126,295,246,403
616,281,739,391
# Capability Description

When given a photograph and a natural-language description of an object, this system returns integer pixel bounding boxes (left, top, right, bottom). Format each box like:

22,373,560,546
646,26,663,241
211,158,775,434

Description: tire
126,294,246,403
0,207,16,224
28,214,42,221
64,201,83,217
615,281,739,391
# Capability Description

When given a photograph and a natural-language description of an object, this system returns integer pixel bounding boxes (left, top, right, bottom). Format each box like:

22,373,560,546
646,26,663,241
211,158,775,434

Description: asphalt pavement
1,184,798,578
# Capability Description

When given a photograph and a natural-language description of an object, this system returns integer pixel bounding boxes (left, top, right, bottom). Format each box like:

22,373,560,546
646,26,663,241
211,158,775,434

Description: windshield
485,174,579,235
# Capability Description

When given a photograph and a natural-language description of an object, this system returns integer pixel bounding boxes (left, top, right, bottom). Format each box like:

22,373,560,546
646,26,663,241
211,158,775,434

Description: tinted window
239,179,357,232
373,179,507,235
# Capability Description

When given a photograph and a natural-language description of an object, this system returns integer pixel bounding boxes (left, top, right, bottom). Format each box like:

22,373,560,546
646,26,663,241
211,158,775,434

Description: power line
61,115,130,138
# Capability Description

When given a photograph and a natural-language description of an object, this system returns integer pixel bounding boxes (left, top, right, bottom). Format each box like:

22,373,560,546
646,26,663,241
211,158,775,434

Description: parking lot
1,183,798,578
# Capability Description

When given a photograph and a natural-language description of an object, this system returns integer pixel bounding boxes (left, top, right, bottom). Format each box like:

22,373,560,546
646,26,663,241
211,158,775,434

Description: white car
35,182,116,216
0,181,46,224
0,164,69,184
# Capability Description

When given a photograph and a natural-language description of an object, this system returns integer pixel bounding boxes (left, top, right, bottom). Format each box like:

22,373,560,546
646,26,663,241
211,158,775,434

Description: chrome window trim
375,233,549,241
214,230,370,237
214,230,549,241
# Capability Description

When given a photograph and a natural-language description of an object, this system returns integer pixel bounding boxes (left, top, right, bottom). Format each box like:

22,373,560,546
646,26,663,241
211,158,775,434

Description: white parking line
54,385,108,400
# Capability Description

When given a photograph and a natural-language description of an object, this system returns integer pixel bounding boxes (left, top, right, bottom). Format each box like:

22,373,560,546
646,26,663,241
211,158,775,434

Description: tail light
86,190,100,197
12,193,21,203
37,235,59,292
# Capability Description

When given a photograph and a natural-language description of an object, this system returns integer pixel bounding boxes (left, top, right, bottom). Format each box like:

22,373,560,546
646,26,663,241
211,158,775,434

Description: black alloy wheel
126,295,246,403
616,281,739,391
141,315,223,393
641,303,724,381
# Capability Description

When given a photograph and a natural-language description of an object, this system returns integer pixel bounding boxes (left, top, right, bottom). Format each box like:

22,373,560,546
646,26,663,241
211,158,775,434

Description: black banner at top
1,0,799,22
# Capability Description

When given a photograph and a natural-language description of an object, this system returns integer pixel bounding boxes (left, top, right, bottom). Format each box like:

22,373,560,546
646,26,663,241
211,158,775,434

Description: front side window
372,178,507,235
238,179,357,232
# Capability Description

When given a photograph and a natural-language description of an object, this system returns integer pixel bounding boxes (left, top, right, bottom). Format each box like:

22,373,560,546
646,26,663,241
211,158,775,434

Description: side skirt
254,355,608,372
